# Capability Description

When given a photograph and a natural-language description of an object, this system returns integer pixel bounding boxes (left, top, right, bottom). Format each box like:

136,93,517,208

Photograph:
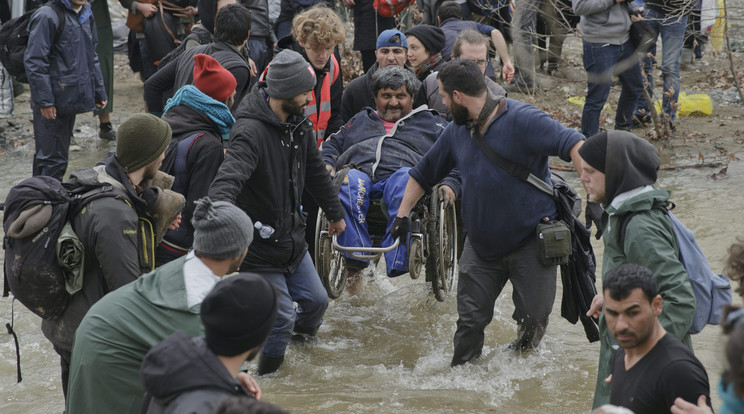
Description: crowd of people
1,0,733,412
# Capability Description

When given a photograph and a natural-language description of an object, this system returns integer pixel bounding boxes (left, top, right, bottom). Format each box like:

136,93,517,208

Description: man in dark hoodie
156,54,237,265
579,131,695,408
66,197,255,414
209,49,346,375
140,273,282,414
144,2,252,114
40,113,173,399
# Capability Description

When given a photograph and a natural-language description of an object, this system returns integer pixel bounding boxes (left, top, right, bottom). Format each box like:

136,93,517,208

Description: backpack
373,0,415,18
2,176,125,320
0,2,65,83
618,203,733,334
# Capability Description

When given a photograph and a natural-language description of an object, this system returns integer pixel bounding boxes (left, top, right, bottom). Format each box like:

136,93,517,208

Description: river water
0,140,742,413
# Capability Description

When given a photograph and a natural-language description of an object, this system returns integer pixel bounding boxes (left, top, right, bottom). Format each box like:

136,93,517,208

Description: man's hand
248,58,258,78
586,293,603,319
325,164,336,178
96,100,108,109
135,2,158,17
237,372,262,399
168,214,182,231
438,185,455,207
671,396,712,414
502,61,515,83
390,216,411,241
41,106,57,120
341,0,355,7
328,218,346,236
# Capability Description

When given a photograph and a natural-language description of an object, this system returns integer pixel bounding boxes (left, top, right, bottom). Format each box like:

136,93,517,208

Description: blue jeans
581,40,643,137
249,253,328,357
337,168,411,276
635,8,688,121
31,103,75,181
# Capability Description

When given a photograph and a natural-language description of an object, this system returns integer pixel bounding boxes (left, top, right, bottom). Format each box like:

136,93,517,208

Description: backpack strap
48,2,66,45
617,202,672,253
68,184,129,217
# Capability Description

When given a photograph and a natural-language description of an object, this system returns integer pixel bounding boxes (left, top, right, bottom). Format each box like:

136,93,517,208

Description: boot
142,187,186,245
256,353,284,376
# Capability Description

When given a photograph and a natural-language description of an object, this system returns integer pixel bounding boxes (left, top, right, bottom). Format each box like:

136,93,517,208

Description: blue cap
376,29,408,50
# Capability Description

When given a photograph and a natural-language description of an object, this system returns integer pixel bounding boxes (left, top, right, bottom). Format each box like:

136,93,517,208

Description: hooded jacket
41,154,153,352
592,132,695,408
208,84,344,273
65,256,205,414
24,0,106,113
573,0,633,45
141,332,252,414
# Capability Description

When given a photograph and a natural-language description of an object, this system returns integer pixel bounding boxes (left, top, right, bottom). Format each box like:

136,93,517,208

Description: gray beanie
191,197,253,260
265,49,317,99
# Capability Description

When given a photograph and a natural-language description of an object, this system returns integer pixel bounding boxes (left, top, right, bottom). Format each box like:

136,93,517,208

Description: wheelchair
314,181,458,302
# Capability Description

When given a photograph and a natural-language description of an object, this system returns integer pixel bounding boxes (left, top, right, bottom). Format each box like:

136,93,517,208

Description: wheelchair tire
427,188,458,302
315,210,347,299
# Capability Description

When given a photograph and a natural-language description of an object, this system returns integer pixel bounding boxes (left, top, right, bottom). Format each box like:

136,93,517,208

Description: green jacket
593,187,696,408
65,256,203,414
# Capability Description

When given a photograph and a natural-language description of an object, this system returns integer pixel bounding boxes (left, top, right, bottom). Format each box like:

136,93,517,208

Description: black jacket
208,84,344,273
41,154,153,351
340,62,378,124
144,40,250,113
141,332,253,414
352,0,395,51
160,105,225,251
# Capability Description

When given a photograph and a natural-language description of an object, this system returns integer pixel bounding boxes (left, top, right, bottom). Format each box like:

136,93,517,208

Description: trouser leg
52,345,72,400
381,168,411,276
451,239,508,366
336,169,372,266
32,105,74,181
287,253,329,335
615,41,643,131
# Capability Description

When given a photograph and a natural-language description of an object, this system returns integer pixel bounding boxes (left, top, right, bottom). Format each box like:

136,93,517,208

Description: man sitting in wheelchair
322,65,461,279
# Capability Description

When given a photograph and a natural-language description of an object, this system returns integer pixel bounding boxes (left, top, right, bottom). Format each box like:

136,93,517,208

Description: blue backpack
619,203,733,334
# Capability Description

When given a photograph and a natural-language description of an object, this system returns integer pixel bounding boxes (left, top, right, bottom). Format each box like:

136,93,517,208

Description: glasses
468,59,488,67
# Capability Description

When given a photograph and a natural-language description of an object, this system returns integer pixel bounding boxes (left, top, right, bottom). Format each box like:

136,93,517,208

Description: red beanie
192,54,237,102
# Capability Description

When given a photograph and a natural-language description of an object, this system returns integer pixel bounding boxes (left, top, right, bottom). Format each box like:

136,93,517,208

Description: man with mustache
603,263,711,414
322,65,457,283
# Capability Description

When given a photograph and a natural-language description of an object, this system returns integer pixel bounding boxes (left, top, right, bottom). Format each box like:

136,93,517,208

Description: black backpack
0,2,65,83
2,176,124,320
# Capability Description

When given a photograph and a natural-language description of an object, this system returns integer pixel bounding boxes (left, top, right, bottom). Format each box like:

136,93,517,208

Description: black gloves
390,216,411,241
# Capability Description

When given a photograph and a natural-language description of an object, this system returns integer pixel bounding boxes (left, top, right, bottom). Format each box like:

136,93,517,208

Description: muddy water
0,137,742,413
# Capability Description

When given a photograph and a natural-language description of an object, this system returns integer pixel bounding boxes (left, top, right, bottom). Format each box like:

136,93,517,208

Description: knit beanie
405,25,446,54
116,114,172,172
578,131,608,173
193,54,237,102
377,29,408,50
201,273,279,356
191,197,253,260
265,49,317,99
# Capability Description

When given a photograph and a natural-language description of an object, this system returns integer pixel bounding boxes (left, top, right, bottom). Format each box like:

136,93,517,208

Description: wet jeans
635,8,688,121
581,40,643,137
451,237,556,366
31,104,75,181
249,253,329,358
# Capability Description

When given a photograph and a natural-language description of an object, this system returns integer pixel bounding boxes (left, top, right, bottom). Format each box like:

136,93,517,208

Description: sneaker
99,122,116,141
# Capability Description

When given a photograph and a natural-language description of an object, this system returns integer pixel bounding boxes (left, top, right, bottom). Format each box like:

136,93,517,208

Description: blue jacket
24,0,106,113
322,105,461,195
410,98,584,260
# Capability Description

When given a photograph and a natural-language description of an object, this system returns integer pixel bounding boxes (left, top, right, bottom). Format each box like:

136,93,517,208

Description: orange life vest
305,54,338,147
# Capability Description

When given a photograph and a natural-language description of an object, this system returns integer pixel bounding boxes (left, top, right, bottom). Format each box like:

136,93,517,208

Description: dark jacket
144,40,250,113
24,0,106,113
277,36,344,139
439,17,495,60
341,62,378,124
160,105,225,252
208,84,344,273
41,154,153,352
322,105,460,195
239,0,277,45
352,0,395,51
141,332,252,414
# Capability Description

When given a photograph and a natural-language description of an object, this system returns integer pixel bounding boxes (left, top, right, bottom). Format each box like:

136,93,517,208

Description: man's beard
450,101,470,125
282,99,306,117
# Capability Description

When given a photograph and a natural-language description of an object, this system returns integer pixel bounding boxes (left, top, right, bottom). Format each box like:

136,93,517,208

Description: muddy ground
1,35,743,178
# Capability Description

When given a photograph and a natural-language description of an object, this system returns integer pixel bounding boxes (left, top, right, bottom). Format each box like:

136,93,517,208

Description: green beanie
116,114,172,172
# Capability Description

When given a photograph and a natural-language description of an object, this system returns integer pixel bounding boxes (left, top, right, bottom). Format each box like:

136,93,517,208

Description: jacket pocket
52,75,95,115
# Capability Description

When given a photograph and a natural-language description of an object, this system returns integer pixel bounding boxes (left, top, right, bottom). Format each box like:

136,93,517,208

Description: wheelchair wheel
426,188,458,302
315,210,347,299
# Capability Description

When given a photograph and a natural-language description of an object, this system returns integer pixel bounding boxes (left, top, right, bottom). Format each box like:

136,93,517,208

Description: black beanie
201,274,279,357
578,131,608,173
405,25,446,55
604,130,660,204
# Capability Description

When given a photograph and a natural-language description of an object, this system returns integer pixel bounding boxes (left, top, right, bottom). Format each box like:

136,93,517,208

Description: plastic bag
654,92,713,116
0,62,13,118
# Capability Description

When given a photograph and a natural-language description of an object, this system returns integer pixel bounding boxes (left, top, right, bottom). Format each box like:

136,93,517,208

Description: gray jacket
573,0,634,45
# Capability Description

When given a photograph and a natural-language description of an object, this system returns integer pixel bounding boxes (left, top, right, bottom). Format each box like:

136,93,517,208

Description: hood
606,187,671,216
605,131,660,205
234,84,309,129
133,255,192,310
141,331,239,403
161,105,222,139
68,153,147,212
